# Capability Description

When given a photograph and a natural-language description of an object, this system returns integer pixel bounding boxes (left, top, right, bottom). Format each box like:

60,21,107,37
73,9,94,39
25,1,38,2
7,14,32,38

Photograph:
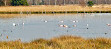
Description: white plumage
13,23,16,26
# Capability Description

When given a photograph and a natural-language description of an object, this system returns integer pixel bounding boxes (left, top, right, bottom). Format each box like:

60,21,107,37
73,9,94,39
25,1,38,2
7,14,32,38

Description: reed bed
0,35,111,49
0,5,111,14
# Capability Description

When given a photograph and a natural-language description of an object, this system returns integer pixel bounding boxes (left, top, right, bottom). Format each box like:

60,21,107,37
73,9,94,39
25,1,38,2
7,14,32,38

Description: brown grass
0,4,111,12
0,35,111,49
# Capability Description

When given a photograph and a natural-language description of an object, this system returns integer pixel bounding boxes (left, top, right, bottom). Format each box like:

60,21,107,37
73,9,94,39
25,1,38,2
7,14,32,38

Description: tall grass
0,35,111,49
0,5,111,14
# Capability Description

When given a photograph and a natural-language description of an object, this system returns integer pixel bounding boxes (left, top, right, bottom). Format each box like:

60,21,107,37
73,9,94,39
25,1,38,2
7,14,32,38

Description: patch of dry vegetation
0,5,111,13
0,35,111,49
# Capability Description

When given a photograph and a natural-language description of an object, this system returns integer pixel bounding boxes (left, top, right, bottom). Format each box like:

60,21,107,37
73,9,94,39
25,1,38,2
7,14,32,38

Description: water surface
0,13,111,42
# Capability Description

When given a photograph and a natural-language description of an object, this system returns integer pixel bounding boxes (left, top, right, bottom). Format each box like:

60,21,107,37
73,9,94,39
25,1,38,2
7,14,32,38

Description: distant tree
11,0,28,6
87,1,94,7
0,0,4,6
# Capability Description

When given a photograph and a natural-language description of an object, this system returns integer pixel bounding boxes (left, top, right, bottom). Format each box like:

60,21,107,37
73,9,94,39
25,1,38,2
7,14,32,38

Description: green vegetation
0,36,111,49
0,0,4,6
10,0,28,6
87,1,94,7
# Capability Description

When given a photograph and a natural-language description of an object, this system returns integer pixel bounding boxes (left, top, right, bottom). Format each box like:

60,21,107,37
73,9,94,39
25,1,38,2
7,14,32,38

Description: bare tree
49,0,50,5
55,0,57,5
4,0,7,6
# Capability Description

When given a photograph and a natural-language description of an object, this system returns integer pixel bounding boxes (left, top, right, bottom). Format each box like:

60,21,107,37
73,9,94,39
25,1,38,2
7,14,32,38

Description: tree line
0,0,111,6
28,0,111,5
0,0,28,6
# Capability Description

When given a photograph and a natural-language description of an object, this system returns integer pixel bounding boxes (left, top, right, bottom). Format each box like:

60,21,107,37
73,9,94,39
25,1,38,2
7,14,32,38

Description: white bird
60,21,64,23
86,24,89,29
72,21,76,23
86,24,89,27
13,23,16,26
22,22,24,25
59,25,64,27
44,21,48,22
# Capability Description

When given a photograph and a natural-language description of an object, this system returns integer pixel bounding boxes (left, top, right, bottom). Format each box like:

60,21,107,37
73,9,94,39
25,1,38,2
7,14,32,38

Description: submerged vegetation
0,36,111,49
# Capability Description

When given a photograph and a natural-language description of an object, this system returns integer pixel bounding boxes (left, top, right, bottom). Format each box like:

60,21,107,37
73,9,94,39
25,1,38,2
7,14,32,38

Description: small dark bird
105,33,107,35
87,28,89,29
11,30,12,32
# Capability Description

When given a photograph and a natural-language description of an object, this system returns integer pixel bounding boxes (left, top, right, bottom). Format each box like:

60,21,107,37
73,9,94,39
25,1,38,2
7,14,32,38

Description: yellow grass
0,35,111,49
0,4,111,12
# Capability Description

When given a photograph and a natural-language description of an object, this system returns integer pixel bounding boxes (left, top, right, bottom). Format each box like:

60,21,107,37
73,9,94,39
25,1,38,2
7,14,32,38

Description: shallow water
0,13,111,42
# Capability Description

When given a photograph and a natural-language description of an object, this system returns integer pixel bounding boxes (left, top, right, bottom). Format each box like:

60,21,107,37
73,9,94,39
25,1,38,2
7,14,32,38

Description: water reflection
0,14,29,22
0,13,111,42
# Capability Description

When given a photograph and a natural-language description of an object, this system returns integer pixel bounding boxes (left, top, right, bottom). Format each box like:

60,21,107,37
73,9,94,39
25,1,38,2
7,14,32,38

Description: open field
0,5,111,14
0,36,111,49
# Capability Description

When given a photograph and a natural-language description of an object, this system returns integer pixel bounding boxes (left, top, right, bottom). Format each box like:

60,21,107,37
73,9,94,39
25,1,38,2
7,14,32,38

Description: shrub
10,0,28,6
87,1,94,7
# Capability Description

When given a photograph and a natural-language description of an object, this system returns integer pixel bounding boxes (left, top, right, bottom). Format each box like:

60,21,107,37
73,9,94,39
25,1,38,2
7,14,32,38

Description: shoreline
0,11,111,14
0,5,111,14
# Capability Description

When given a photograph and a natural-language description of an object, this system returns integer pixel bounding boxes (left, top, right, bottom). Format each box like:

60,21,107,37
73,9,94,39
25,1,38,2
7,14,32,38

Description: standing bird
107,24,111,26
86,24,89,29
